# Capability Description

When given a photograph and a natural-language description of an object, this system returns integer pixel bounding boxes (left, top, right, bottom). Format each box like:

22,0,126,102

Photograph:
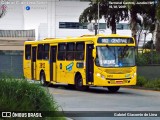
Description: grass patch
137,76,160,90
0,77,65,120
137,76,148,87
136,52,160,65
144,80,160,90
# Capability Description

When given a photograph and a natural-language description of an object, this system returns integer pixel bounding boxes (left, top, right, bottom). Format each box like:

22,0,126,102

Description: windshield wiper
121,45,129,58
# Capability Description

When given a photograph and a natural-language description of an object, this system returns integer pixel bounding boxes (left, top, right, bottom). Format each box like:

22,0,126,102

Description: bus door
31,46,37,80
50,46,57,82
86,44,94,83
57,43,66,83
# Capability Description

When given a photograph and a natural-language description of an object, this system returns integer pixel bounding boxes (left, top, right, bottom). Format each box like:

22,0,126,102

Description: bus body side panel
23,44,32,80
86,44,94,84
23,59,31,79
56,61,64,83
43,60,50,82
23,51,32,79
57,61,75,84
64,61,75,84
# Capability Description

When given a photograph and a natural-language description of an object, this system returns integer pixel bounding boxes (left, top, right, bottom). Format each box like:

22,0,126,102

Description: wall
137,66,160,80
0,54,23,78
0,54,160,80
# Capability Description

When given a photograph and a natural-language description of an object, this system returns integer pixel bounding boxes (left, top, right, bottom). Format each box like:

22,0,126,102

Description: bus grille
105,68,132,74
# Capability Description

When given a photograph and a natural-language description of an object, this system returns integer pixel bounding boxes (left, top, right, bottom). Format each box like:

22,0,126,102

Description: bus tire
40,72,47,86
107,86,120,93
67,84,75,89
75,74,88,91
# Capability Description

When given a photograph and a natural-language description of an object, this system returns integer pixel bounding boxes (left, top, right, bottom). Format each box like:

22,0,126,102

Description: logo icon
66,62,74,71
2,112,11,117
26,6,30,11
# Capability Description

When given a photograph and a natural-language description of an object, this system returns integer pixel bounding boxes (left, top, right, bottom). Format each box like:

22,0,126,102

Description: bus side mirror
92,49,96,59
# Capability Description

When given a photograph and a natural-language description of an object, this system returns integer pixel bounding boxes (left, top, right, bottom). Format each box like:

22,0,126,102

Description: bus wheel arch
107,86,120,93
74,72,88,91
40,70,47,86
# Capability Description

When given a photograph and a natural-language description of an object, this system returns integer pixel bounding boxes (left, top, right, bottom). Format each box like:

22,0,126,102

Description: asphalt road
48,85,160,120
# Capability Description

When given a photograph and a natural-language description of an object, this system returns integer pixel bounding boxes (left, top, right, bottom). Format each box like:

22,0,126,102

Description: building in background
0,30,35,51
0,0,131,39
0,29,35,78
38,23,48,40
0,0,151,44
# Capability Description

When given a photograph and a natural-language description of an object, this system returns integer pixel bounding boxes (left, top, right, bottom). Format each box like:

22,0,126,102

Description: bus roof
24,34,134,45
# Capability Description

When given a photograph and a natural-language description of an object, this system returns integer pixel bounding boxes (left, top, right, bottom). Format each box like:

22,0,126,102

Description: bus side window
37,44,43,60
25,45,31,60
75,42,84,60
43,44,49,60
58,43,66,60
66,42,75,60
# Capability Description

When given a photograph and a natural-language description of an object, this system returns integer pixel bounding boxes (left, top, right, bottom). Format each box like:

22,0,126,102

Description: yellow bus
23,34,136,92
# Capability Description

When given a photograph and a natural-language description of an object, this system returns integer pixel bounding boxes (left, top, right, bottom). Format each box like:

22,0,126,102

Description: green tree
79,0,129,34
141,14,155,50
125,0,156,54
100,0,129,34
155,0,160,53
79,3,101,35
79,0,160,54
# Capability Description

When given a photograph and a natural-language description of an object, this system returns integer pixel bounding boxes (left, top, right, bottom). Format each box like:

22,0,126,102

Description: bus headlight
96,73,101,77
132,73,136,78
96,73,105,80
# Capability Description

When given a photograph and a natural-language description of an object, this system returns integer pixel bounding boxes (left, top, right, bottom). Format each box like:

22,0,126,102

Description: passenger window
25,45,31,60
58,43,66,60
37,44,43,60
66,43,75,60
43,44,49,60
75,42,84,60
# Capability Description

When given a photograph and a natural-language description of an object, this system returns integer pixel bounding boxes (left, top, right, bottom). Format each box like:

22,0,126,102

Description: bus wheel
107,86,120,93
40,73,47,86
75,74,88,91
67,84,75,89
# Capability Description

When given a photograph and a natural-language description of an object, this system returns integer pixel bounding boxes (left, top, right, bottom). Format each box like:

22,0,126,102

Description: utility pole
92,0,99,35
98,2,99,34
95,22,98,35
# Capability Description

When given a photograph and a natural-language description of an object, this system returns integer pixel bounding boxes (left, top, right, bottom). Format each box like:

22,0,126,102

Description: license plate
116,81,123,84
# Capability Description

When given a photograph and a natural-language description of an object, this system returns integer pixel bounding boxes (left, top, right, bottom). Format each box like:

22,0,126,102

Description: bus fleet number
40,63,45,68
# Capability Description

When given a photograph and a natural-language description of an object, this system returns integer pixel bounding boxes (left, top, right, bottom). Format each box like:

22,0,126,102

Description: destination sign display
97,37,134,44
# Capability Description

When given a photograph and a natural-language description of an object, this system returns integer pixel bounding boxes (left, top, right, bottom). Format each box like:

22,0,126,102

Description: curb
65,117,74,120
123,86,160,92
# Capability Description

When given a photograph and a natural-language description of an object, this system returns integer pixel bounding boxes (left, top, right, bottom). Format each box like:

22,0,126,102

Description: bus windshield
96,46,135,67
